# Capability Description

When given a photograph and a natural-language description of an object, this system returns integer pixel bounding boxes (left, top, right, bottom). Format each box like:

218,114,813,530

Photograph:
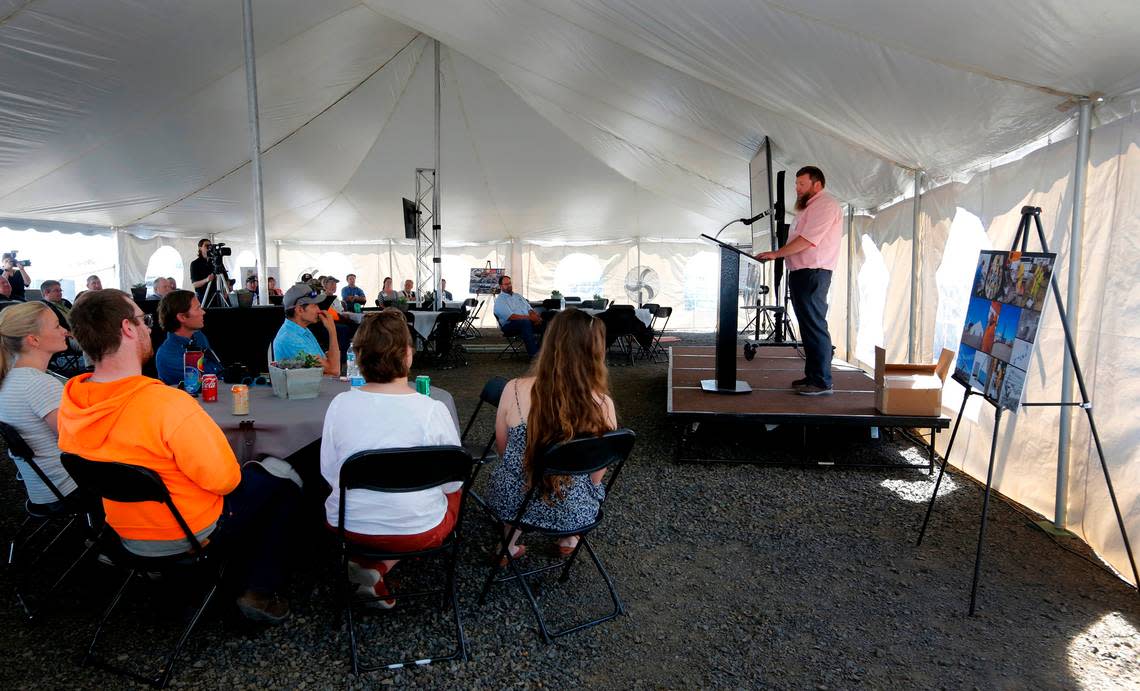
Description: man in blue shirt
154,290,225,385
340,273,367,310
493,274,542,356
272,283,340,376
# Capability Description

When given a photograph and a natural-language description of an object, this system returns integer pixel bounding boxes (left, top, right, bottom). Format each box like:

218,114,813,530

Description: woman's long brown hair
523,309,613,501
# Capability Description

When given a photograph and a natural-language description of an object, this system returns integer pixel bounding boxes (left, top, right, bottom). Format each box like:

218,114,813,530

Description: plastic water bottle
346,341,364,389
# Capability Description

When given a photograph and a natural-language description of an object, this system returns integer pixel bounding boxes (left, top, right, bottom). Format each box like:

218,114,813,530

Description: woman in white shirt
0,301,76,507
320,309,460,608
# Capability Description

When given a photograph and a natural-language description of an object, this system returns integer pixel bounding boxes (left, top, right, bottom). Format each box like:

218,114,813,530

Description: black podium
699,234,761,394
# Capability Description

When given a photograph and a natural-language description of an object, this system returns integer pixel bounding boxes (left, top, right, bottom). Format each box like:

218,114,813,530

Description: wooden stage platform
667,346,950,466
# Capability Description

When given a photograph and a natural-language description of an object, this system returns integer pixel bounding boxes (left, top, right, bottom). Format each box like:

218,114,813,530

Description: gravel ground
2,332,1138,689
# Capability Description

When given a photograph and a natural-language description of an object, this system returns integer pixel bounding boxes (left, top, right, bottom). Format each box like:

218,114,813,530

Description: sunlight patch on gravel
879,473,959,503
1068,611,1140,690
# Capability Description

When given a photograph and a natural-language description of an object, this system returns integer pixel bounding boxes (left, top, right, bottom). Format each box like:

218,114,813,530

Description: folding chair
497,322,529,360
60,454,225,689
459,376,509,509
598,306,638,366
422,310,468,368
644,306,677,363
457,298,482,339
335,446,476,672
477,429,636,643
2,422,86,620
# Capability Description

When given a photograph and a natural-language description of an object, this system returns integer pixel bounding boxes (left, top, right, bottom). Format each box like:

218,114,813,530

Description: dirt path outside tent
2,333,1137,689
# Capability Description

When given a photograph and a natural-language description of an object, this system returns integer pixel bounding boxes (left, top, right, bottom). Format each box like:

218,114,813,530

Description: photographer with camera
190,238,232,307
2,251,31,301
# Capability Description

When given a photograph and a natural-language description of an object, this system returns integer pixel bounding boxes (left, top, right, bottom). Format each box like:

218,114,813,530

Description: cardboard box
874,346,954,416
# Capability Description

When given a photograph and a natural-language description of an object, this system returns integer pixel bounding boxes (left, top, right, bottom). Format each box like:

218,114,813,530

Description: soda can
231,384,250,415
201,374,218,402
415,375,430,396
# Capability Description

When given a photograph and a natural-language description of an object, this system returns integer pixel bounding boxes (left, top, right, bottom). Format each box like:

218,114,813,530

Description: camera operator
2,252,31,301
190,238,231,303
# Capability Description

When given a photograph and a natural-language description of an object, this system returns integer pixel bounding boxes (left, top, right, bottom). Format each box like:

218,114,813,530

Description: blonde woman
485,309,617,559
0,302,76,507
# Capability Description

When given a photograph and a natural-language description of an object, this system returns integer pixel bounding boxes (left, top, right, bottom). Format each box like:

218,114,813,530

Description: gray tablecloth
199,378,460,461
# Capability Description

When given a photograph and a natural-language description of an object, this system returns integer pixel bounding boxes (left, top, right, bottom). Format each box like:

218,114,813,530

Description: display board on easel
469,267,504,294
953,250,1056,411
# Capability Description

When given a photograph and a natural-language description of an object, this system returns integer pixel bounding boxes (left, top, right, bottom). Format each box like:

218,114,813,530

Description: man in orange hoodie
58,289,300,623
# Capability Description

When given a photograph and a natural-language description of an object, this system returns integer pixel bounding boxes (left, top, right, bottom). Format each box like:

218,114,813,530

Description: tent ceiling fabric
0,0,1137,242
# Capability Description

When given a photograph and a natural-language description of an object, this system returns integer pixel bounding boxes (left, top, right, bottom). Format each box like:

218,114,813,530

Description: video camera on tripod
201,242,233,308
206,242,231,272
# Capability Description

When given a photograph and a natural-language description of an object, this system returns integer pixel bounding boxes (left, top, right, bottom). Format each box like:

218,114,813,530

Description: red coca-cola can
201,374,218,402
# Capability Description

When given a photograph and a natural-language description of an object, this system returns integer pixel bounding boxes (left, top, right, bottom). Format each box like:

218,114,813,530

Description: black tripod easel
917,206,1139,614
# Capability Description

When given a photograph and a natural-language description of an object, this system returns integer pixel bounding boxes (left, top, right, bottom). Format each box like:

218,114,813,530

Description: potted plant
395,295,409,312
130,282,148,303
592,293,606,309
268,354,324,399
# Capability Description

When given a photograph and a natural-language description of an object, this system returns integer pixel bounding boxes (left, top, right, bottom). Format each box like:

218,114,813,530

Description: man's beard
795,191,813,211
137,334,154,365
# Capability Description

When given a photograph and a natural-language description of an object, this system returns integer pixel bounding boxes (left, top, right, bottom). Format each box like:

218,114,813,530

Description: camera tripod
200,267,232,309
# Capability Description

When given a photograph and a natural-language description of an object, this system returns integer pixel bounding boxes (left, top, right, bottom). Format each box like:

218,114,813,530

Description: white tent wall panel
858,110,1140,585
117,234,202,293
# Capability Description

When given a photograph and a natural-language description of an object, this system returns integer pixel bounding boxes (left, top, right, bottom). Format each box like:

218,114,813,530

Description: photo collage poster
953,250,1056,411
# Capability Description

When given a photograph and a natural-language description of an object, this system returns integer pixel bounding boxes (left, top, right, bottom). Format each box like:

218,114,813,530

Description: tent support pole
241,0,268,306
909,170,923,363
1056,97,1092,529
432,39,442,311
845,206,855,363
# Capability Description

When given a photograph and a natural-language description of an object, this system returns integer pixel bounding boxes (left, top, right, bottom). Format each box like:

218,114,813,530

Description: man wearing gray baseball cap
271,283,340,376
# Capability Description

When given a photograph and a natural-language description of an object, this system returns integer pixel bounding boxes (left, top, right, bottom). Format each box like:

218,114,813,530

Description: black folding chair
460,376,509,464
2,422,87,620
597,305,638,365
477,429,636,643
336,446,476,672
60,454,225,689
422,310,468,368
497,322,529,360
644,306,676,363
457,298,482,339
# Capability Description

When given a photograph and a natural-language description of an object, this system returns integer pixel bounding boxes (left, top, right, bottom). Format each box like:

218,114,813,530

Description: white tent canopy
1,1,1138,585
2,0,1138,241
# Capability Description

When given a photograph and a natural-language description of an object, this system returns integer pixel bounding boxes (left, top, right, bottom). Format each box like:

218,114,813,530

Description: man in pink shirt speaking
756,166,842,395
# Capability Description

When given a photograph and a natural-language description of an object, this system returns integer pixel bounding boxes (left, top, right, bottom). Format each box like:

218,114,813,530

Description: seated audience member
485,309,616,559
322,276,344,312
493,274,542,357
57,290,301,623
167,276,178,290
267,276,283,297
40,280,73,318
154,290,225,386
74,274,103,302
235,274,260,306
340,273,367,309
320,310,461,608
440,279,454,302
272,283,340,375
2,253,30,301
376,276,396,305
145,277,168,300
0,302,79,507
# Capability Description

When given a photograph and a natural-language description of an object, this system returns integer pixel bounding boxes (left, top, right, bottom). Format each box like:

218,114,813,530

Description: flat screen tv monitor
402,197,419,239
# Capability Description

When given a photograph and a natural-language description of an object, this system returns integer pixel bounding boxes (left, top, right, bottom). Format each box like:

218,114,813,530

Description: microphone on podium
713,208,773,240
